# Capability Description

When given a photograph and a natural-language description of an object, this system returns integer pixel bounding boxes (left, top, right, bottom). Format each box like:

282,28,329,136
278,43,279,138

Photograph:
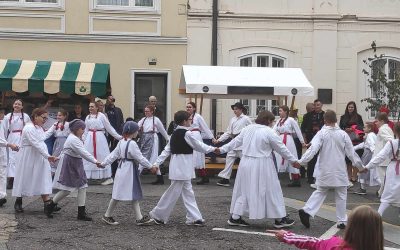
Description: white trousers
150,180,202,223
377,166,387,196
0,165,6,199
303,186,347,223
218,150,241,179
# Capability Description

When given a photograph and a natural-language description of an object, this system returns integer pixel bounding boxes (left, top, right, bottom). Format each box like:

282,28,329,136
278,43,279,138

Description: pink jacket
282,232,353,250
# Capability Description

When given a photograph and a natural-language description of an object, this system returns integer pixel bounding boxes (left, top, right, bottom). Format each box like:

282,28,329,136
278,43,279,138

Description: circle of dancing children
186,102,215,185
12,108,58,214
213,102,252,187
2,99,30,189
149,110,217,226
44,109,70,177
83,102,122,184
218,110,298,229
273,105,305,187
46,119,101,220
137,105,169,185
101,121,156,226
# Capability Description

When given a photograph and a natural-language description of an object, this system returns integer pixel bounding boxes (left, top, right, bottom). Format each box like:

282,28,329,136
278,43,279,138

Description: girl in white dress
101,121,156,226
219,111,297,228
273,105,305,187
363,122,400,216
12,108,57,216
186,102,215,185
44,109,70,175
83,102,122,181
46,119,101,220
2,99,30,188
137,105,168,185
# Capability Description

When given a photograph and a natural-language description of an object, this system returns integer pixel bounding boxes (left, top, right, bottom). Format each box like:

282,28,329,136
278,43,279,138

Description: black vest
170,129,193,154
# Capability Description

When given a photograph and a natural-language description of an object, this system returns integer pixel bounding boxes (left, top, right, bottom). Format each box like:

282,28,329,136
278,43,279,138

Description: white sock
105,199,118,217
378,203,390,216
232,214,240,220
133,201,143,220
53,190,70,204
77,188,87,207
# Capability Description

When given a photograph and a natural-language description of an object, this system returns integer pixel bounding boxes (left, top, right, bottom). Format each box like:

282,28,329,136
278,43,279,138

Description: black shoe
0,198,6,207
354,188,367,195
6,178,13,190
136,215,154,226
227,216,249,227
274,216,295,229
151,175,164,185
102,216,119,225
77,206,92,221
152,218,165,225
196,177,209,185
307,179,315,185
186,219,205,227
217,178,230,187
44,200,55,218
14,197,23,213
337,223,346,229
53,204,61,213
287,180,301,187
299,209,310,228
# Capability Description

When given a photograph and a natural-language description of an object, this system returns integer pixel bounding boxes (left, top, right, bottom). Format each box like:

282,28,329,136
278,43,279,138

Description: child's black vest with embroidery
170,129,193,154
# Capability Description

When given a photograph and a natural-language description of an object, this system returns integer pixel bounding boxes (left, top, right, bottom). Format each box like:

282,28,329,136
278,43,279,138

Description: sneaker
227,216,250,227
136,215,154,226
347,182,354,189
152,217,165,225
217,179,230,187
337,223,346,229
101,178,114,186
0,198,6,207
310,184,317,189
298,209,310,228
186,219,205,227
354,188,367,195
102,216,119,225
274,216,295,229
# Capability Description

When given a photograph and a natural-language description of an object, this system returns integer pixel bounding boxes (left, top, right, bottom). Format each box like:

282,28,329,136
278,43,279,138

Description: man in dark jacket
105,95,124,184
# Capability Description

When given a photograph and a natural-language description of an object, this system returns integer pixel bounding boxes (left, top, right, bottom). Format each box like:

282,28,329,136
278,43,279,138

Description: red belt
280,133,288,165
191,129,200,132
89,129,104,158
392,160,400,175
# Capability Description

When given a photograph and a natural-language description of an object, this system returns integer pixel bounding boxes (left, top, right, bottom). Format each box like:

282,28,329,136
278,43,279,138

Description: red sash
89,129,104,158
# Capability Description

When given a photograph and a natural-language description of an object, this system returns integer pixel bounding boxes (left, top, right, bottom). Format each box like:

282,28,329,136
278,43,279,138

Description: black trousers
108,135,119,178
307,152,319,184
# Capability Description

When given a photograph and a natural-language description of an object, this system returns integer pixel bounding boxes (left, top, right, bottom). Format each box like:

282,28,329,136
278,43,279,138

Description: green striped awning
0,59,110,96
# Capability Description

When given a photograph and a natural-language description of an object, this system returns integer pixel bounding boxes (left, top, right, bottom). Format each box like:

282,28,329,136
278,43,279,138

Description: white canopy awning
179,65,314,98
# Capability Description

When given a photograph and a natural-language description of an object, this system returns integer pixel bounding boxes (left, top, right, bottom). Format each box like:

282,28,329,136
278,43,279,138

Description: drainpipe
211,0,218,135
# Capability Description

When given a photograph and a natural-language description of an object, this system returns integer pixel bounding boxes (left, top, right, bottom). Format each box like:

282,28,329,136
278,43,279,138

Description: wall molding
89,14,161,36
0,12,65,33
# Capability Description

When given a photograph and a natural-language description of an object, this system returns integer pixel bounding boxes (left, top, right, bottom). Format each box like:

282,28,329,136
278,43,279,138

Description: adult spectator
300,99,325,185
339,101,364,183
68,104,86,122
148,96,164,125
105,95,124,180
373,106,394,133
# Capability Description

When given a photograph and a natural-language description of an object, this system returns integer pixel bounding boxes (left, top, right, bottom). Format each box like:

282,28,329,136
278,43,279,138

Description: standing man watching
213,102,252,187
104,95,124,185
148,96,164,126
300,99,325,185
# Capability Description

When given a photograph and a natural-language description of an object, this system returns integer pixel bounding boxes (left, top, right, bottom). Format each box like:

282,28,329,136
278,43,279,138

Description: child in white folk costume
101,121,157,226
2,99,30,189
213,102,252,187
373,112,394,198
46,119,101,220
218,111,298,229
273,105,305,187
44,109,70,175
297,110,363,229
137,105,169,185
353,122,379,195
361,122,400,216
0,124,19,207
12,108,58,216
149,111,216,226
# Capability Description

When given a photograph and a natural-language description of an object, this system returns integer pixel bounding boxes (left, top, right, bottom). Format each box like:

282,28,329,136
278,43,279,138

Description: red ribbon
89,129,98,159
396,161,399,176
281,133,288,165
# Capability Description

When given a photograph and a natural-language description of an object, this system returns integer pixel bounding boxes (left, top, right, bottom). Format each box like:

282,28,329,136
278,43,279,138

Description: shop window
94,0,157,11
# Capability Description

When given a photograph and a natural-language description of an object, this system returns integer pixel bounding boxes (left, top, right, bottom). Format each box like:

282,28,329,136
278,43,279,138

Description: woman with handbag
339,101,364,184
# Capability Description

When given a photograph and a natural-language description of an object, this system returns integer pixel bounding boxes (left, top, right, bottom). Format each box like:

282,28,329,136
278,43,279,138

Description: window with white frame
0,0,60,6
367,57,400,119
239,54,285,117
94,0,157,11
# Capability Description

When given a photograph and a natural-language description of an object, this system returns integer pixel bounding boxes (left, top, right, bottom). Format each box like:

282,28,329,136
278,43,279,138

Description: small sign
202,86,209,93
291,88,298,95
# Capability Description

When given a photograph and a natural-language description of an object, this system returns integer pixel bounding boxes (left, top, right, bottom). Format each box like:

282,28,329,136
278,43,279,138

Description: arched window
367,57,400,118
239,53,285,117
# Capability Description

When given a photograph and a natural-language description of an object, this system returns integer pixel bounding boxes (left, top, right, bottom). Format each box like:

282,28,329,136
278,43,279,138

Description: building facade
0,0,188,124
187,0,400,133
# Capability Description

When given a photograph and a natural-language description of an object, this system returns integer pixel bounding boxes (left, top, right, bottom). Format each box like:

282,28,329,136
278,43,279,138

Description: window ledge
0,2,64,11
90,8,160,15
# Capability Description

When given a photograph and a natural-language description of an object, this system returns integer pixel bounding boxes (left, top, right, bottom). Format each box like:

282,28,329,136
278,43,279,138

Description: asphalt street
0,174,399,250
